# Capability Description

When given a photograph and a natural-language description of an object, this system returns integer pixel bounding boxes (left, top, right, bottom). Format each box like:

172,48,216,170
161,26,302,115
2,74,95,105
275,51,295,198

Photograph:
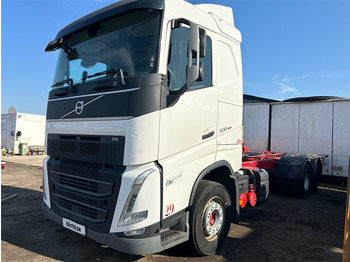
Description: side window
167,27,188,91
167,26,212,92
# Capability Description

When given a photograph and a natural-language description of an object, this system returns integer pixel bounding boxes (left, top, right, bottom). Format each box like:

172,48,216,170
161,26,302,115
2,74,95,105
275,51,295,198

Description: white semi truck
42,0,322,255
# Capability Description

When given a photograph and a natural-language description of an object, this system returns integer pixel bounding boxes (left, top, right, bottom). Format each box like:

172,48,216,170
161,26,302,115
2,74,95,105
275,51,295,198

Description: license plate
63,218,86,236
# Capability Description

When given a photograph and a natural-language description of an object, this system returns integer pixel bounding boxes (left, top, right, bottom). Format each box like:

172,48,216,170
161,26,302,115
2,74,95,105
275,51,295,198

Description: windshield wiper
51,78,77,96
83,68,126,87
51,78,73,88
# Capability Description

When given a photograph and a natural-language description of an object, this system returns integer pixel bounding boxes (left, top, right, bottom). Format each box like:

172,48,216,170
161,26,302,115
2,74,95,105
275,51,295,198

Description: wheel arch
188,160,240,223
275,155,314,197
316,157,323,175
275,155,313,180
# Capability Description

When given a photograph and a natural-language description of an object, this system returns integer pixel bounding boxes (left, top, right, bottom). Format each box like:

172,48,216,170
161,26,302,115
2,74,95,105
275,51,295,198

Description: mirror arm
45,38,63,52
166,83,187,107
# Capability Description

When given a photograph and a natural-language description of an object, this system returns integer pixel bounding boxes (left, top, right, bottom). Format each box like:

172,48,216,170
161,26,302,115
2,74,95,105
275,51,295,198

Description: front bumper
42,201,164,255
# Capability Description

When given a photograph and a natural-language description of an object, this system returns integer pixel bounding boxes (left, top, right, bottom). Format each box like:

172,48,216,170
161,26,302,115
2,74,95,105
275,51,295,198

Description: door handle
202,131,214,140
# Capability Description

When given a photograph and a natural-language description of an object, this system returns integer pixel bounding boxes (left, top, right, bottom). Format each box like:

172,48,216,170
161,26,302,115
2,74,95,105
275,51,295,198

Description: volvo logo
75,101,84,115
59,95,104,119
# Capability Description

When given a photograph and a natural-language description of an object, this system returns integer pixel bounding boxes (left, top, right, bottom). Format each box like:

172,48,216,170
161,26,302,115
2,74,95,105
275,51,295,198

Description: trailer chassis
239,147,324,206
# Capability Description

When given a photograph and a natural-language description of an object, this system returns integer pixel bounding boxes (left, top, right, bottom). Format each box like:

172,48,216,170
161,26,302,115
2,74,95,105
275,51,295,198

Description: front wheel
189,180,233,256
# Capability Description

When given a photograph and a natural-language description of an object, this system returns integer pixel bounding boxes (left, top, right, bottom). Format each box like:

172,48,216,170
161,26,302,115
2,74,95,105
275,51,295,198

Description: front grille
47,134,125,233
59,173,99,193
50,171,114,197
52,194,108,223
61,141,76,153
47,134,125,166
80,142,99,155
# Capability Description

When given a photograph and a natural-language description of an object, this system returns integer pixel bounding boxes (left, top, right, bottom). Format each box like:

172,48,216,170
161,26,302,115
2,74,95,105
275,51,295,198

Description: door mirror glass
186,22,200,88
199,28,206,58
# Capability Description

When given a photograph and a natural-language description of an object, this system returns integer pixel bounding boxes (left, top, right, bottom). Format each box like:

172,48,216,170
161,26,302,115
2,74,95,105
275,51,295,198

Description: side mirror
186,23,206,88
45,38,63,52
199,28,206,58
16,131,22,137
186,22,200,88
167,22,206,107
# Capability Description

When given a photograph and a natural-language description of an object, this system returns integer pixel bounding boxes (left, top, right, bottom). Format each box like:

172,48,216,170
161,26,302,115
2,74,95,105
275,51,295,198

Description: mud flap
274,156,313,197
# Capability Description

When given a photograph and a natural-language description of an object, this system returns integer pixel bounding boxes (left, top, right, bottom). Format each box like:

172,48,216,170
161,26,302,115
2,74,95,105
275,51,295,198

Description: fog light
123,227,146,236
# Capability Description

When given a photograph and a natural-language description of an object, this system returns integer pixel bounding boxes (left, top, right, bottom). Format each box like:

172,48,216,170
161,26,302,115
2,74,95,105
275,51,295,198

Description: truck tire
310,160,321,193
276,178,290,195
290,162,312,198
189,180,233,256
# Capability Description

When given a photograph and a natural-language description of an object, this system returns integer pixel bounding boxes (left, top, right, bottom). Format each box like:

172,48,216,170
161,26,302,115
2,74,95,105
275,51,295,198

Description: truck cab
43,0,243,255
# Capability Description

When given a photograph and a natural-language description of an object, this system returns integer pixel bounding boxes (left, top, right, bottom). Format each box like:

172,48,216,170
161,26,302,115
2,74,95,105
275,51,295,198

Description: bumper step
161,230,187,246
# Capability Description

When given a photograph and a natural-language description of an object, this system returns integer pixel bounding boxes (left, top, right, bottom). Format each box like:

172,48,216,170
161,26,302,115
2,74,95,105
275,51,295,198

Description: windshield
52,9,161,89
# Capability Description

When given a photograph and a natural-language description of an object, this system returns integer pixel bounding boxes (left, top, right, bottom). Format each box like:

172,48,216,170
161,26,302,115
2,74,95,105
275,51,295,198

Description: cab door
158,21,217,218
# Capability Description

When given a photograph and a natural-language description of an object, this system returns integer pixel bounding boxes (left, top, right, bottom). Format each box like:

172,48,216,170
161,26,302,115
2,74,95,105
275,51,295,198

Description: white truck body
1,110,46,154
42,0,328,255
43,0,243,255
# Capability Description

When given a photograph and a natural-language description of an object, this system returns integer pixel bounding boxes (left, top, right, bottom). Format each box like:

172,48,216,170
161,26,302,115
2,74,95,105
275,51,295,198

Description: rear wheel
291,162,312,198
276,178,290,195
189,180,233,256
310,160,321,193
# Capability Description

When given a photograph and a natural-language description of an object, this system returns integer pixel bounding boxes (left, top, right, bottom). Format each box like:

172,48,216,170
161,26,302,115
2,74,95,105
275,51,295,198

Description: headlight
122,211,148,224
42,156,51,207
118,169,155,226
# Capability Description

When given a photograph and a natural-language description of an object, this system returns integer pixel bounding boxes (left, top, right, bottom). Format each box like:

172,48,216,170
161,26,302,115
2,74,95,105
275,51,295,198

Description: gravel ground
1,160,346,261
1,155,46,167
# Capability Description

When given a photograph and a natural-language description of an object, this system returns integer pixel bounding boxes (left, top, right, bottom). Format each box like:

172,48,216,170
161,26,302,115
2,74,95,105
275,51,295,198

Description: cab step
161,230,187,246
